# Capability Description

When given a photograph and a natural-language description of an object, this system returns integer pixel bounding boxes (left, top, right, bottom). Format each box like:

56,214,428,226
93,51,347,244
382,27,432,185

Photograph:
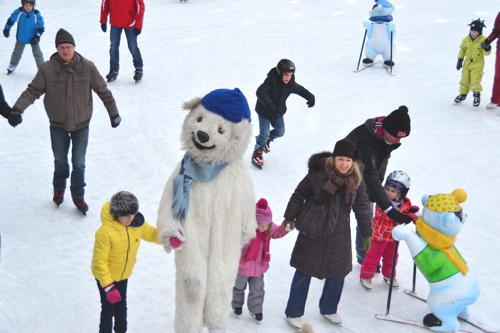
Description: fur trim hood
308,152,333,173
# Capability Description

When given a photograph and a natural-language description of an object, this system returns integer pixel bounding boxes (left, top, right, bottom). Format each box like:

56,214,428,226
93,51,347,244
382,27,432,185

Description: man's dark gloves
3,29,9,38
8,110,22,127
456,58,463,71
386,207,417,225
30,35,40,45
307,95,315,108
101,24,107,33
110,115,121,128
134,28,141,36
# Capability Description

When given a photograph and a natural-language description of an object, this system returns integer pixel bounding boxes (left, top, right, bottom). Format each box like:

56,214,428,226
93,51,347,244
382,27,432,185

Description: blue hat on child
201,88,251,123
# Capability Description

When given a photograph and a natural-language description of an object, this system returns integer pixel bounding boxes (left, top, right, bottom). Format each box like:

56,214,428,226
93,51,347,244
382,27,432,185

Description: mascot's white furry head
181,88,253,165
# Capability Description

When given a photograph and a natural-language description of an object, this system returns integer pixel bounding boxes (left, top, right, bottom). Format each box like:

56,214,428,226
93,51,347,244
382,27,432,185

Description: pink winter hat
256,198,273,224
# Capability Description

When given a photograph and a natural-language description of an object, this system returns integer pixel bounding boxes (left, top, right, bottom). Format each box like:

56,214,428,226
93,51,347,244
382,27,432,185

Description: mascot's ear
421,194,432,206
183,97,203,112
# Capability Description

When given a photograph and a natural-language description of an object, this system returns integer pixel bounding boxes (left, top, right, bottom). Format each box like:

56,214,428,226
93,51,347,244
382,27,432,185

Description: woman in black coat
283,139,372,330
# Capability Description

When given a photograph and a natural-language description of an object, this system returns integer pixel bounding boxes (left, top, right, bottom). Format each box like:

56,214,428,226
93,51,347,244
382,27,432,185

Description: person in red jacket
100,0,145,83
485,11,500,109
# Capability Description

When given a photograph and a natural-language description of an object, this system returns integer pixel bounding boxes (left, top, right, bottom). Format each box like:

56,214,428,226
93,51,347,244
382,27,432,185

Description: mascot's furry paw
300,322,315,333
162,230,186,253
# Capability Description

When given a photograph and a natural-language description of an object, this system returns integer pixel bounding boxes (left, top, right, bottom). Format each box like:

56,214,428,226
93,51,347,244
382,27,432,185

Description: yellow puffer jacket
91,202,158,287
458,34,491,70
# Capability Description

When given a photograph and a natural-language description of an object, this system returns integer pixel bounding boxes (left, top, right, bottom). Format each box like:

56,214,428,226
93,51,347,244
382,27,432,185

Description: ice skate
263,140,272,153
7,64,16,74
106,70,118,82
454,94,467,104
486,102,498,109
250,312,262,324
233,307,242,317
324,313,342,326
285,316,302,329
360,278,372,291
73,197,89,216
473,92,481,108
383,276,399,289
251,149,264,169
53,190,65,207
133,67,143,83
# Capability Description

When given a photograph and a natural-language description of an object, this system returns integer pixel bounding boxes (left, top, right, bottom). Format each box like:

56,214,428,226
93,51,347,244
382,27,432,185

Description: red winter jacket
372,197,413,243
100,0,145,30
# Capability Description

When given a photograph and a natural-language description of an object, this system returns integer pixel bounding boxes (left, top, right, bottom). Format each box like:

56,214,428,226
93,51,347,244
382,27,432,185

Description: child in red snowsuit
485,11,500,109
359,170,418,291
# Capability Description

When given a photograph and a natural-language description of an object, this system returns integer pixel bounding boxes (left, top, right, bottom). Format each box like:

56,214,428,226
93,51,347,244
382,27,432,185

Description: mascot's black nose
197,131,210,143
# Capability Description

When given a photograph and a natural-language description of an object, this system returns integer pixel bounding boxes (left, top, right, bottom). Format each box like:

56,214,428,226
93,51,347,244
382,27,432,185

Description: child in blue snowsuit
3,0,45,74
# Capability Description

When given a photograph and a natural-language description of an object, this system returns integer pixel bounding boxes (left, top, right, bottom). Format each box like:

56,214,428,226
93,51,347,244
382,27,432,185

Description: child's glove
481,40,491,52
306,95,315,108
283,219,294,232
104,283,122,304
162,230,186,253
110,115,121,128
456,58,463,71
8,110,22,127
361,236,371,252
3,29,9,38
408,205,420,213
101,24,107,33
386,207,415,225
30,35,39,45
134,28,141,36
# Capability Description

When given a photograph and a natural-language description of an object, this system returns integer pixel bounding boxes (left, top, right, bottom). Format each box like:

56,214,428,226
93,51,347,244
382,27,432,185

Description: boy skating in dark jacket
252,59,315,169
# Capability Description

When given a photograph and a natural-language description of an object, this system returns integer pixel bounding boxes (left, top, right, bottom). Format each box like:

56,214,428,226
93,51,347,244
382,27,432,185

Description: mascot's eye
197,117,203,122
218,127,225,134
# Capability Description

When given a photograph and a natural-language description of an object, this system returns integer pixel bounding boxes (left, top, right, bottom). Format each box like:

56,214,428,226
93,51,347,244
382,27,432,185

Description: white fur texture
157,99,256,333
300,322,315,333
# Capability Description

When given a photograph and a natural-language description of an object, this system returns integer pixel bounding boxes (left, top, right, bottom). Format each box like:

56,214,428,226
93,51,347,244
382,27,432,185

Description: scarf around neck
245,229,271,265
323,157,359,205
172,153,228,220
416,217,468,275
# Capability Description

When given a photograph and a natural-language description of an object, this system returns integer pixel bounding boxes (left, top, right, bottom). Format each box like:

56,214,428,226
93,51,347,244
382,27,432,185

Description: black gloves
386,207,415,225
101,24,107,33
481,39,491,52
307,95,315,108
8,110,22,127
110,115,121,128
3,29,9,38
134,28,141,36
456,58,463,71
30,35,39,45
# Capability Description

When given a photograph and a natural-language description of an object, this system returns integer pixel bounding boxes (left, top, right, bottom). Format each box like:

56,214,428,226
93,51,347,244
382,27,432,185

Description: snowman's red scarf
416,217,468,275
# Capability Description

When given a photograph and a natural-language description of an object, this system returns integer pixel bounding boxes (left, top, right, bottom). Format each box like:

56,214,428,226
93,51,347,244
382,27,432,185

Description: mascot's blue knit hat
201,88,251,123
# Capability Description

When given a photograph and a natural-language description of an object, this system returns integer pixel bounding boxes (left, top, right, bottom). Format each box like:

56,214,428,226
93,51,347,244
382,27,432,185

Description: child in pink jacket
231,198,291,322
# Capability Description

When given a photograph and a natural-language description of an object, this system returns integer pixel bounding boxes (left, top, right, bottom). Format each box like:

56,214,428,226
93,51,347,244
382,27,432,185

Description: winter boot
473,92,481,107
106,70,118,82
383,276,399,289
362,58,374,65
233,307,242,316
251,149,264,169
454,94,467,104
264,140,272,153
133,67,143,82
53,190,65,207
73,197,89,215
7,64,16,74
423,313,442,327
324,313,342,325
360,278,372,291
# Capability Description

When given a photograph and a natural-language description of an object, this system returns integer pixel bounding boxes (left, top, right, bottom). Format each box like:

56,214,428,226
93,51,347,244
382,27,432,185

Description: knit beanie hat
109,191,139,218
469,18,485,34
201,88,251,123
55,28,75,47
424,189,467,213
332,138,357,160
382,105,411,138
255,198,272,225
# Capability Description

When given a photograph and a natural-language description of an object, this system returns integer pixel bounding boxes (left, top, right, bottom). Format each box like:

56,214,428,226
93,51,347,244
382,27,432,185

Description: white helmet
385,170,411,199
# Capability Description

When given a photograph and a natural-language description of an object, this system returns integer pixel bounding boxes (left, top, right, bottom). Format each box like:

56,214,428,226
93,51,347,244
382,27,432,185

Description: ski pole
389,31,393,74
411,263,417,293
356,29,368,71
385,240,399,316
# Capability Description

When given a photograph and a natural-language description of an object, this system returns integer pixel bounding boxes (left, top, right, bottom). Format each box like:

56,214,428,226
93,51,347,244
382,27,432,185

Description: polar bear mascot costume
362,0,396,67
157,88,257,333
392,189,480,332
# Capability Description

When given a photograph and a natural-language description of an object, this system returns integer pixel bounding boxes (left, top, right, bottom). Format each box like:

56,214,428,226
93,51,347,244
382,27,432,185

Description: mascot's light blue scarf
172,153,228,220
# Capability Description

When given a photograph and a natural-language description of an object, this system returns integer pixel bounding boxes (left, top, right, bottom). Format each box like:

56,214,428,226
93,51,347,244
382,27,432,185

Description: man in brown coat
7,28,121,215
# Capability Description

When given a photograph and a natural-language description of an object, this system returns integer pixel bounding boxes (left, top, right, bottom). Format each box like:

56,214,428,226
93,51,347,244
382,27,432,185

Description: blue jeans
285,270,344,318
254,114,285,151
96,279,128,333
355,202,374,262
109,26,143,72
50,125,88,198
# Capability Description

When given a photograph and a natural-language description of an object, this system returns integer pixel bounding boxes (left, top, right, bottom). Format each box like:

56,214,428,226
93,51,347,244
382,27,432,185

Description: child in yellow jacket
454,18,491,108
91,191,159,333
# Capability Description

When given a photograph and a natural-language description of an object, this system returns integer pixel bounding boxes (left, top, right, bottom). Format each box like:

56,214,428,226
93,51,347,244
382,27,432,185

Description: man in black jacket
346,105,414,263
251,59,315,169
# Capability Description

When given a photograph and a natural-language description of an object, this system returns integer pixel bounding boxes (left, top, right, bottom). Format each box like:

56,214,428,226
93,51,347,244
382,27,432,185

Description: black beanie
109,191,139,218
332,138,357,159
382,105,411,138
469,18,485,35
55,28,75,47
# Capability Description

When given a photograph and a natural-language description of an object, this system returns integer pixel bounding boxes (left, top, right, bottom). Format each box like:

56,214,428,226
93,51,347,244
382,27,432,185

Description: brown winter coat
284,152,372,279
13,52,118,132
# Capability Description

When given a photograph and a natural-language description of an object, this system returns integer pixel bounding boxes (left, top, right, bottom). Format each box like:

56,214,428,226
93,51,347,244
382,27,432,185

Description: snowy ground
1,0,499,332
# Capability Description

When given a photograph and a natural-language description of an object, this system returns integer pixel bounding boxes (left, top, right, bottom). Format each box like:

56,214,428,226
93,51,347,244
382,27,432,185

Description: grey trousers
232,273,265,314
10,41,44,68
